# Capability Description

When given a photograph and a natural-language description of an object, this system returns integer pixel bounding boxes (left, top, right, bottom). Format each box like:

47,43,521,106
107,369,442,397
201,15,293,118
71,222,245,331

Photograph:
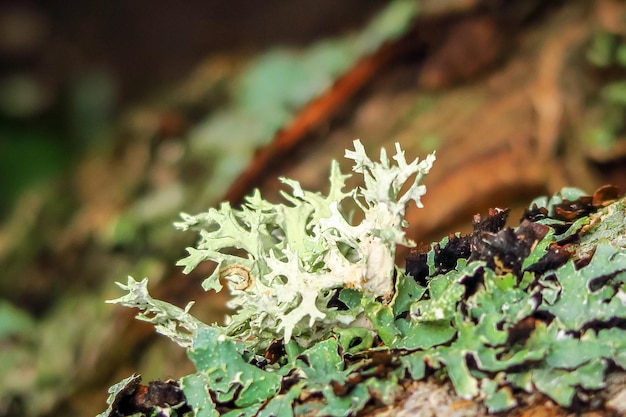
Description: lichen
169,139,435,349
102,141,626,417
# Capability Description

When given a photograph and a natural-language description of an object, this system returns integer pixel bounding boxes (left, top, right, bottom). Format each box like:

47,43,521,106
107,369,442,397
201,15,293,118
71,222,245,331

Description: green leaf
188,327,281,407
296,338,347,385
529,187,583,211
454,315,545,373
435,347,479,399
392,272,426,316
293,402,326,417
554,216,591,239
399,351,427,379
596,327,626,369
394,319,455,350
334,327,374,353
222,406,261,417
481,378,516,413
179,373,219,417
294,338,374,417
363,298,401,346
545,331,612,369
256,383,303,417
506,370,533,393
337,288,362,310
532,361,606,406
320,383,370,417
541,243,626,330
364,374,402,405
467,269,537,325
285,339,304,363
411,260,481,322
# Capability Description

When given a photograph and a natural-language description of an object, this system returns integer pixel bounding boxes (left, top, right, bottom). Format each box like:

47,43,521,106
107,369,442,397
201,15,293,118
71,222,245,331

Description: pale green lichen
107,277,204,348
172,139,435,348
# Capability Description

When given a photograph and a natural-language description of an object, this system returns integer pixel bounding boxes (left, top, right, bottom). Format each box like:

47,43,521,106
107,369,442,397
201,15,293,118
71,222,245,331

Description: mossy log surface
1,1,626,416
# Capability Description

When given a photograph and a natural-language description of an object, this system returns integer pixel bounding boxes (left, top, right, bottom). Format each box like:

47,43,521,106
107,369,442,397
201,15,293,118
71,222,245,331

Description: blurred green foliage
0,127,70,216
582,30,626,155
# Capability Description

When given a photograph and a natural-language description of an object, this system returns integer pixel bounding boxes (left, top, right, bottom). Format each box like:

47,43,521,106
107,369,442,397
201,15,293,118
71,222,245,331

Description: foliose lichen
101,142,626,417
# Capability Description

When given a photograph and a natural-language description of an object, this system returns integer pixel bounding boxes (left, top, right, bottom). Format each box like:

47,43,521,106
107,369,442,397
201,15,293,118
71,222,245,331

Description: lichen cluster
169,139,433,349
101,143,626,417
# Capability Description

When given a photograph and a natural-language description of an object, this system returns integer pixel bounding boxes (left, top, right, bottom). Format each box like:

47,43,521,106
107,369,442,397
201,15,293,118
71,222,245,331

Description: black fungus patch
407,185,623,284
433,234,472,275
473,207,510,233
406,247,430,285
522,205,549,222
525,243,571,274
470,219,549,276
265,338,287,364
406,207,512,281
109,376,190,417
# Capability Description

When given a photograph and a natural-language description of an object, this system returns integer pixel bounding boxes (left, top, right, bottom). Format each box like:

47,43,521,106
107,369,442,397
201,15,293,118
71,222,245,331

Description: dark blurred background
0,0,384,216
